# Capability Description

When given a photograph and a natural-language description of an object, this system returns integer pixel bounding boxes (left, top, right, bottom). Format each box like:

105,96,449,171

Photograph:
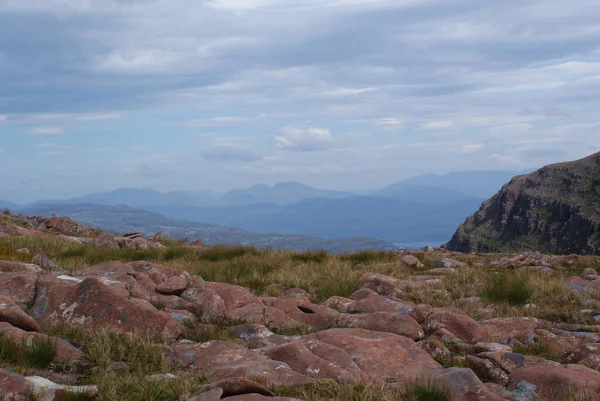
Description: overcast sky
1,0,599,203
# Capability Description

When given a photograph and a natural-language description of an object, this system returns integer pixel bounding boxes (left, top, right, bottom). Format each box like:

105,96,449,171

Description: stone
479,317,538,344
32,251,63,273
400,255,424,269
30,275,182,342
0,261,43,274
417,339,451,360
426,367,503,400
478,351,560,373
303,328,441,384
437,258,468,269
157,276,189,296
228,324,296,349
93,232,119,248
337,312,423,339
509,364,600,399
583,268,598,278
358,273,399,298
0,294,42,332
347,290,414,315
322,296,353,313
0,322,83,362
260,339,363,382
25,376,98,401
166,340,308,385
0,369,30,400
423,309,488,343
270,298,338,329
473,342,513,353
0,272,38,307
466,355,510,386
204,377,275,397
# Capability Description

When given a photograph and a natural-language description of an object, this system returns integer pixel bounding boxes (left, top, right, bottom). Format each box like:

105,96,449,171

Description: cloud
420,121,455,130
275,126,334,152
375,118,404,128
0,115,6,122
25,127,65,135
180,117,254,127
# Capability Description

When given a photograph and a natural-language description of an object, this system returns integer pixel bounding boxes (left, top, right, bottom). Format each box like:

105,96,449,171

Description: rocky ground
2,214,600,400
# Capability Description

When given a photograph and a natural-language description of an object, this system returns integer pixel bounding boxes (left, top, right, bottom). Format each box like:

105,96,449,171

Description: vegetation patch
291,250,328,264
481,271,534,306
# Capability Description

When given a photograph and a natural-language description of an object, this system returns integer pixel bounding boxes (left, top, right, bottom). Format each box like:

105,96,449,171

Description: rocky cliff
445,152,600,254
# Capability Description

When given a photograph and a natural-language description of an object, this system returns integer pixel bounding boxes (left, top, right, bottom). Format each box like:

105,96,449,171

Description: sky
1,0,600,203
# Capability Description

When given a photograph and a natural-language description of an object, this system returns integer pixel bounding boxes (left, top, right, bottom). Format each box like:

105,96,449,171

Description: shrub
481,272,534,306
197,246,261,262
402,380,452,401
291,250,328,264
340,251,395,265
21,336,57,368
180,320,239,344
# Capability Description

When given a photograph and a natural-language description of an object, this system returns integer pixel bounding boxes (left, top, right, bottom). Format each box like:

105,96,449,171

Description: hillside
445,152,600,254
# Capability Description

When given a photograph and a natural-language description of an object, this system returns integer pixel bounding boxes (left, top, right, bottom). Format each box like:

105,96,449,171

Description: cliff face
445,152,600,255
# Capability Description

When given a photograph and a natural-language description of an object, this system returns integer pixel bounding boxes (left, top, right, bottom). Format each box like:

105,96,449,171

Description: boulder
0,294,42,332
260,340,363,382
479,317,538,344
30,275,182,342
303,328,441,383
337,312,423,339
0,272,38,308
347,290,414,315
509,364,600,399
437,258,468,269
157,276,189,296
0,369,30,400
0,261,43,274
423,309,488,343
417,339,451,360
270,298,338,329
401,255,424,269
93,232,119,248
426,367,504,400
228,324,296,349
358,273,400,298
25,376,98,401
166,340,308,385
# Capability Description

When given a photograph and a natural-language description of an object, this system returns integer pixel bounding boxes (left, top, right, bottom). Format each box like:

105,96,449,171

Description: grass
270,380,451,401
21,336,57,369
513,341,573,364
0,333,57,369
480,271,534,306
180,320,240,344
291,250,329,264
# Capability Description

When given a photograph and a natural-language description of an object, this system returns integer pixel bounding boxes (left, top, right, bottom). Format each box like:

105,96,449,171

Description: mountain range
3,169,534,251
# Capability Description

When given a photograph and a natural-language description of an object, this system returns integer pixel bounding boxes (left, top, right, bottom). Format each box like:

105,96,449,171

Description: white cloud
26,127,65,135
420,121,455,130
35,143,56,148
181,117,254,127
275,126,333,152
375,118,404,128
461,143,484,153
0,115,6,122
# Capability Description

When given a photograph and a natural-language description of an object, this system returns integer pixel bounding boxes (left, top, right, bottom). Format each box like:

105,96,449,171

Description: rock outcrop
445,152,600,255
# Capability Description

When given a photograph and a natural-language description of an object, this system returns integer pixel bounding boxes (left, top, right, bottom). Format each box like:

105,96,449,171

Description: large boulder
509,364,600,399
337,312,423,339
480,317,538,344
166,340,308,385
303,328,441,384
30,275,182,342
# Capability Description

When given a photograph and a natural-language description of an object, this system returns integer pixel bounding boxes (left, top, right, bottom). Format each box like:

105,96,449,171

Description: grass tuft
0,333,18,365
291,250,328,264
21,336,57,369
481,271,534,306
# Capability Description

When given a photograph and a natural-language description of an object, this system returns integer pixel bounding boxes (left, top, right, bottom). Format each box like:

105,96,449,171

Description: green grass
291,250,329,264
480,271,534,306
0,333,18,365
196,245,261,262
402,381,452,401
21,336,57,369
64,391,94,401
513,341,572,364
180,320,240,344
340,250,397,265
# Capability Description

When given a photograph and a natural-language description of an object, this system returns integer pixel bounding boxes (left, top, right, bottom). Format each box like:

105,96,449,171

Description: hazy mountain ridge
445,153,600,255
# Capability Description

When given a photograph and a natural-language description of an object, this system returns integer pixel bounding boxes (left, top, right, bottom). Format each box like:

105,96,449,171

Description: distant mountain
375,184,478,203
445,153,600,255
62,188,219,208
396,170,534,199
20,203,397,253
147,196,484,246
0,199,19,210
220,181,353,206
